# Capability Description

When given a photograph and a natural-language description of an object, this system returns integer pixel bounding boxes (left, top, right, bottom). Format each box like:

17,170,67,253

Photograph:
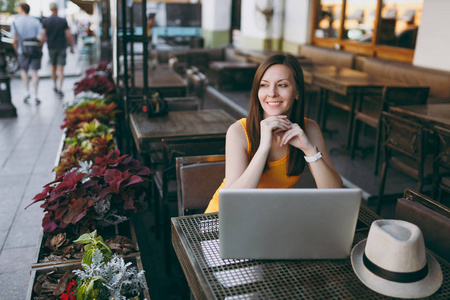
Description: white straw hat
351,219,443,299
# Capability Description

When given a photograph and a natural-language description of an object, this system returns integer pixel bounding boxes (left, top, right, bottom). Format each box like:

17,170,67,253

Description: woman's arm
280,119,343,188
224,122,264,188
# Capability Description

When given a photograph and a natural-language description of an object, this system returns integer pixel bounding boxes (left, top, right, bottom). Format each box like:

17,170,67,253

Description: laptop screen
219,188,362,260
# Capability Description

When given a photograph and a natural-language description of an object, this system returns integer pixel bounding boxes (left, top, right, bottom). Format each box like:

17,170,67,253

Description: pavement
0,45,92,299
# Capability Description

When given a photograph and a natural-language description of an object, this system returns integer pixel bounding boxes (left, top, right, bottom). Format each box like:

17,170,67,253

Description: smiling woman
204,53,343,213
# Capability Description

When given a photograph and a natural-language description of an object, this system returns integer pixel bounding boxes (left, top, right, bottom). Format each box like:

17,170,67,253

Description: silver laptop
219,188,362,260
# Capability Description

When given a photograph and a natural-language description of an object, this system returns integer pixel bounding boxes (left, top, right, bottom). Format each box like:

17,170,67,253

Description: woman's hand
260,115,292,151
279,122,317,156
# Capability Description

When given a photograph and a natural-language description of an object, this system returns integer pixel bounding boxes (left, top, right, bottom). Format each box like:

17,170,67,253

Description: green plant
74,230,112,266
72,231,146,300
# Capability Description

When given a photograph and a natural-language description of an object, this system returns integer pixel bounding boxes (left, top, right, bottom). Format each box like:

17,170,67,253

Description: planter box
27,255,150,300
54,132,66,170
31,218,140,269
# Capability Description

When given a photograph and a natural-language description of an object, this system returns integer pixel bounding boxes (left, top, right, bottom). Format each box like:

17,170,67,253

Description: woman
205,53,342,213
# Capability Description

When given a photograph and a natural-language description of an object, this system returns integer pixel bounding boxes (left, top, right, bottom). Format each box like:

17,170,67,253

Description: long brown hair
246,53,306,176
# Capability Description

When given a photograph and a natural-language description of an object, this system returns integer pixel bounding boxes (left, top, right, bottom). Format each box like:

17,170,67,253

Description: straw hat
351,219,443,299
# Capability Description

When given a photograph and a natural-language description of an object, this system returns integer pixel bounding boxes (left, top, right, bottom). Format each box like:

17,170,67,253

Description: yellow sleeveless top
204,118,304,213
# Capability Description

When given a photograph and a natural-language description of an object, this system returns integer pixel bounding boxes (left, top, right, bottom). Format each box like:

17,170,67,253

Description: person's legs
29,57,42,103
20,69,30,102
51,65,58,91
30,70,40,104
18,55,31,102
57,65,65,96
55,49,67,97
48,48,59,91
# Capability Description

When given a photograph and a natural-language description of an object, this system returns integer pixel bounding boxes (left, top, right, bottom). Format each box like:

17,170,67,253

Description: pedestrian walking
70,19,80,47
41,2,74,98
11,3,43,104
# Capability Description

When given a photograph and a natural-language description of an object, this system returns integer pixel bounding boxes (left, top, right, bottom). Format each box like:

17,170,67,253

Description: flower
59,279,77,300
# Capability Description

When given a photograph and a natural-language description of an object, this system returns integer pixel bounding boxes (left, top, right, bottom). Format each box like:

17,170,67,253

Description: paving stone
2,217,41,249
0,246,36,273
0,163,34,176
0,202,18,228
0,269,31,300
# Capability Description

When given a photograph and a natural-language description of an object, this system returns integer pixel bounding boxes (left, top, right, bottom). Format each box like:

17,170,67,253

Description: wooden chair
395,188,450,262
185,67,207,109
185,66,199,95
153,135,226,206
168,56,184,76
351,86,429,175
377,112,433,214
176,154,225,216
153,135,226,274
432,125,450,202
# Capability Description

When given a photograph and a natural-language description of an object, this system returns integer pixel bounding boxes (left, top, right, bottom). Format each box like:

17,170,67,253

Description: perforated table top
172,206,450,299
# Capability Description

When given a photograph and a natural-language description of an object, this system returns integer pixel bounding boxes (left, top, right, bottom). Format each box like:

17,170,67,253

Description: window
312,0,424,62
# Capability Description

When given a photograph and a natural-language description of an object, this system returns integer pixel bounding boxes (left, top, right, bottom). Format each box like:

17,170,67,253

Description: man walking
11,3,43,104
41,2,74,98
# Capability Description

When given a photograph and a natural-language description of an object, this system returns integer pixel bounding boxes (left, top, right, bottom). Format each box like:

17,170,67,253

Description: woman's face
258,64,298,119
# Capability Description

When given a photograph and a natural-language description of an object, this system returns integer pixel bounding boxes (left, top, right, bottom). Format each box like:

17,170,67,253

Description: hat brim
351,239,443,299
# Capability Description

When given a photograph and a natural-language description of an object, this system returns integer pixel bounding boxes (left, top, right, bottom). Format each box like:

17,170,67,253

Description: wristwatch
304,147,322,163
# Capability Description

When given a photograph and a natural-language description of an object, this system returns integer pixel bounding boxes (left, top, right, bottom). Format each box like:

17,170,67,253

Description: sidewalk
0,48,92,299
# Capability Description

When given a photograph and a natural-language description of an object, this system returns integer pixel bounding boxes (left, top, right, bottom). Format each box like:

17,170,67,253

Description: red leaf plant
85,61,112,79
27,150,151,234
61,100,118,137
74,74,115,96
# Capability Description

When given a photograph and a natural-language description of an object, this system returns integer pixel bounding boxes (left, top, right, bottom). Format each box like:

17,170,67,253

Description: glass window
343,0,377,43
314,0,342,38
377,0,423,49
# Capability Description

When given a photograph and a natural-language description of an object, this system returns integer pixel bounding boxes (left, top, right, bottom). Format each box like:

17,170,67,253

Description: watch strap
304,147,322,163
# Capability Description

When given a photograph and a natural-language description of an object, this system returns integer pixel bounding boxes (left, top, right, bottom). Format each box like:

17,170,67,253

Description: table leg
345,91,359,150
317,88,327,128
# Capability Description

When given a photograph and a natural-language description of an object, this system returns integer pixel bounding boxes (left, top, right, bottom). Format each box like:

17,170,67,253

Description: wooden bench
358,57,450,104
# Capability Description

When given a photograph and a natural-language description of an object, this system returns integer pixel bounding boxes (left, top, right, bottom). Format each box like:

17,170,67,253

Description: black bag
13,22,42,59
21,38,42,58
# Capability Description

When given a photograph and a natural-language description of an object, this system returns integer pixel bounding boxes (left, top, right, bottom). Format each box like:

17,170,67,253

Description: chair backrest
191,72,207,109
382,86,430,108
168,56,183,75
395,188,450,262
434,125,450,169
380,111,427,162
165,96,200,111
162,135,226,174
176,154,225,216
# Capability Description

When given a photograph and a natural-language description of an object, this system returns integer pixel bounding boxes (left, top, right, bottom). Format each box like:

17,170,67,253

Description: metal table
130,109,236,154
171,206,450,299
389,103,450,130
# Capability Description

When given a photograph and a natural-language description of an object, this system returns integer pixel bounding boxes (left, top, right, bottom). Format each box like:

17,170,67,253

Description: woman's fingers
263,116,292,131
